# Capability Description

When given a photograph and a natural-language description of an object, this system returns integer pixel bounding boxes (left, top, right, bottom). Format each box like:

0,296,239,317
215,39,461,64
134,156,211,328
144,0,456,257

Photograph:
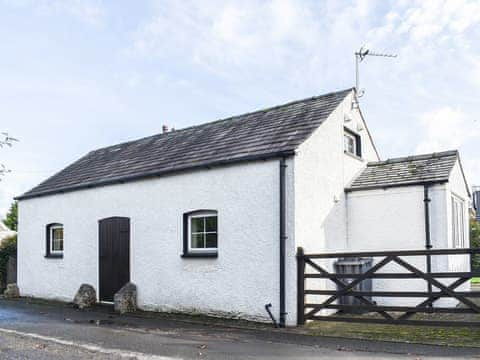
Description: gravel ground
0,331,120,360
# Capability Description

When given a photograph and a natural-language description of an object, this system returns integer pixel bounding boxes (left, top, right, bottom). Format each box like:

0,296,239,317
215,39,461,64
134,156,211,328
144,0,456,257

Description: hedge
0,235,17,288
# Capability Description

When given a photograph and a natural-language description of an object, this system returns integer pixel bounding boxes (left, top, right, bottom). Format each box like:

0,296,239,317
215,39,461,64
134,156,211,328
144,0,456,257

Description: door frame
97,216,131,302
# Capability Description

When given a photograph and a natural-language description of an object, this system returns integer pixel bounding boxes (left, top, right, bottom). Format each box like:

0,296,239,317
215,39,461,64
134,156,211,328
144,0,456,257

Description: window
50,225,64,253
46,223,64,258
451,195,465,248
344,133,356,154
344,128,362,157
182,210,218,258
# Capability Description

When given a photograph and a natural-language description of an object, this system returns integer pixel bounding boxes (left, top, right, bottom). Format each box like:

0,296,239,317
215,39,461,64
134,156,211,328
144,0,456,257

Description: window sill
181,252,218,259
344,150,363,162
45,254,63,259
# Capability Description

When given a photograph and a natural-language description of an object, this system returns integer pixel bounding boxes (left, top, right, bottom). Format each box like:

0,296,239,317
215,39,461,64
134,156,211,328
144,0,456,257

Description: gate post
296,247,305,325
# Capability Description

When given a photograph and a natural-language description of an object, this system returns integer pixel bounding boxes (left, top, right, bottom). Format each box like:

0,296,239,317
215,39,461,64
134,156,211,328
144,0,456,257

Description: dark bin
6,256,17,285
334,257,373,313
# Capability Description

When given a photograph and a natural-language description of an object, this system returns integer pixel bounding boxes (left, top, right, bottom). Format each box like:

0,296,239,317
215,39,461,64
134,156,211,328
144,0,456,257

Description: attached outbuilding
16,88,471,325
346,150,470,254
345,150,471,306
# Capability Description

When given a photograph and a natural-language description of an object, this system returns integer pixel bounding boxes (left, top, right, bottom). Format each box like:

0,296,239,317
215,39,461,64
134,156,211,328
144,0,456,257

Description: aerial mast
355,46,397,97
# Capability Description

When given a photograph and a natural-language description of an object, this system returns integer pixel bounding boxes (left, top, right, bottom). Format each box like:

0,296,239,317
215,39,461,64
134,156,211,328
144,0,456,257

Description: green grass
471,277,480,284
304,321,480,347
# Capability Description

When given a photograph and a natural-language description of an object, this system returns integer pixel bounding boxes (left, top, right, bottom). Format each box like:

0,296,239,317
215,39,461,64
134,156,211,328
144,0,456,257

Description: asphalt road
0,299,478,359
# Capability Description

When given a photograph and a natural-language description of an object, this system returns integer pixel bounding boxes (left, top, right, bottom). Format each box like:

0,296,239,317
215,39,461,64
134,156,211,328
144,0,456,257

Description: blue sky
1,0,480,217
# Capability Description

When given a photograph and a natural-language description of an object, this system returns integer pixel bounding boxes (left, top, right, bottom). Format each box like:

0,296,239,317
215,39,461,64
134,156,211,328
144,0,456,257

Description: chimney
162,125,169,133
473,186,480,221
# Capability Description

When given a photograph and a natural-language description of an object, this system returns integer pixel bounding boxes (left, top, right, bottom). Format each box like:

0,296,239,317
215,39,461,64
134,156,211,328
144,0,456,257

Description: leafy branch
0,132,18,182
0,132,18,148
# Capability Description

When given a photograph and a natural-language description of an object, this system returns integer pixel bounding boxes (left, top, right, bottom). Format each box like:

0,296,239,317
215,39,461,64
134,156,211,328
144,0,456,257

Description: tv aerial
355,46,397,97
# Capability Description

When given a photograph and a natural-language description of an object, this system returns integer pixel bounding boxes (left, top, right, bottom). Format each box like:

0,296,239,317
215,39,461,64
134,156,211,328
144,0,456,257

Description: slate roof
347,150,460,191
18,88,353,200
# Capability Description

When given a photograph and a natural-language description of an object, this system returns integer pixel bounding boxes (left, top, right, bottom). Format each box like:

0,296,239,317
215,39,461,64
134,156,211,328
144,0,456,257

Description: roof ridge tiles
367,150,458,167
92,88,354,154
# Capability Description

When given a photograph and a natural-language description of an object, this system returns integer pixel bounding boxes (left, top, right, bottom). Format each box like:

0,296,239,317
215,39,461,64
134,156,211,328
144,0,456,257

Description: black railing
297,247,480,327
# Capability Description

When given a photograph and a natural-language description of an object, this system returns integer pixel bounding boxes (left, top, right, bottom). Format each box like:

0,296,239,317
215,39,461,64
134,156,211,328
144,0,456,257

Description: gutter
279,157,287,328
345,180,448,193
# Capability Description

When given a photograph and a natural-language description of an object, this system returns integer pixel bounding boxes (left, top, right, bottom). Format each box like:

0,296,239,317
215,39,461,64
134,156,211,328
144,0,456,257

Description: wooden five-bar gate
297,247,480,327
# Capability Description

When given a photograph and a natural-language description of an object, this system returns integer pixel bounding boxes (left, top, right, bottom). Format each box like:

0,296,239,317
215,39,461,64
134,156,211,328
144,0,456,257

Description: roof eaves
345,179,449,193
351,91,381,161
16,149,296,201
449,152,471,198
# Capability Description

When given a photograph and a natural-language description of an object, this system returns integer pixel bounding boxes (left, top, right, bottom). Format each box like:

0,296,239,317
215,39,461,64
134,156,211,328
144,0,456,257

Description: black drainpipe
279,157,287,328
424,184,433,299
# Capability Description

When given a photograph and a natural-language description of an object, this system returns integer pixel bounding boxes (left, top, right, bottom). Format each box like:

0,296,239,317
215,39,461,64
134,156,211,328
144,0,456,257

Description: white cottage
16,88,470,326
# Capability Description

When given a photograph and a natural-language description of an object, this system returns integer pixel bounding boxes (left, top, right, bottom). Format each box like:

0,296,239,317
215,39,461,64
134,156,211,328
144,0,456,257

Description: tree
3,201,17,231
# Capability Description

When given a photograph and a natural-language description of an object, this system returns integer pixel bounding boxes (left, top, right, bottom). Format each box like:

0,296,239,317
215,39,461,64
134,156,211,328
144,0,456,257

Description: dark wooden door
98,217,130,302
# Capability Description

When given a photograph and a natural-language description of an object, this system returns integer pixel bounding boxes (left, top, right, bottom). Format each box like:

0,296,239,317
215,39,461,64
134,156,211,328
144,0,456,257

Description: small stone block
73,284,96,309
114,282,137,314
3,283,20,298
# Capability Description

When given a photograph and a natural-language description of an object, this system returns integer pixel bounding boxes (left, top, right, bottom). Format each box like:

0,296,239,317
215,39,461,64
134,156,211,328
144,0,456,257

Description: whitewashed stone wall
18,159,298,324
292,92,380,317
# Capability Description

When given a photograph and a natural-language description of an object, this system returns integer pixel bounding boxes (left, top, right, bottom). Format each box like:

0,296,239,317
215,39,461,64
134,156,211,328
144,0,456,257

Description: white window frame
50,224,64,254
451,194,465,248
344,132,357,155
188,212,218,253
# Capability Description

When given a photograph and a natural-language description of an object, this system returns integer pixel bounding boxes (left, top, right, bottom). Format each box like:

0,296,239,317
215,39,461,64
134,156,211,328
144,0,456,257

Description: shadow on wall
314,195,445,308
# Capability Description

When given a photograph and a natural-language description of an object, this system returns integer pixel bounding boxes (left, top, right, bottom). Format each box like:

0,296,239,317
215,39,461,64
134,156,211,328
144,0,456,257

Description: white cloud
464,158,480,188
130,0,480,93
393,0,480,42
57,0,103,25
467,55,480,87
125,73,143,88
415,106,479,154
130,0,377,89
2,0,104,25
366,0,480,66
414,106,480,185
